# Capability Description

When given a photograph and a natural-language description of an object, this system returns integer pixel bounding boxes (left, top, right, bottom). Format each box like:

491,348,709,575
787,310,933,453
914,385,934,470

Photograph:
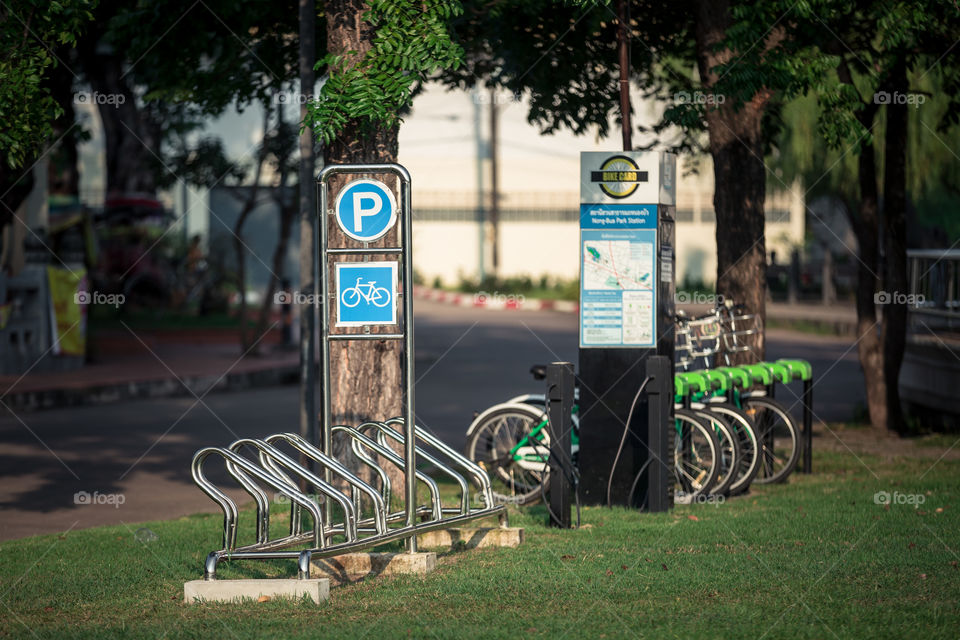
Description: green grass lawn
1,448,958,639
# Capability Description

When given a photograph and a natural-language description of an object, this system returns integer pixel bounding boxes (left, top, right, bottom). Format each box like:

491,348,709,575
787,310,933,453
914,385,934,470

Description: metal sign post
577,151,676,510
317,163,418,551
187,163,510,581
546,362,574,528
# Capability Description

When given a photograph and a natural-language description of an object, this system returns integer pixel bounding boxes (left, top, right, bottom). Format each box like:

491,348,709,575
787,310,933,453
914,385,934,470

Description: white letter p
353,192,383,231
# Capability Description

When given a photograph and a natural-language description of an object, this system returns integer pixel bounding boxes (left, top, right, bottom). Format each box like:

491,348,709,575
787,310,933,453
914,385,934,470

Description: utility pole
180,179,188,245
617,0,632,151
489,88,500,277
473,87,485,282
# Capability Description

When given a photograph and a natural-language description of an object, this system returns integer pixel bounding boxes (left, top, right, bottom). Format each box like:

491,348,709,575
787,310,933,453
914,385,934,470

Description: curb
766,316,856,338
4,362,300,412
412,286,857,336
413,286,579,314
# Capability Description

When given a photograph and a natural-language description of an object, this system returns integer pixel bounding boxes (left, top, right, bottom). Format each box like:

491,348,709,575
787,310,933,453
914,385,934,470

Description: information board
579,203,657,348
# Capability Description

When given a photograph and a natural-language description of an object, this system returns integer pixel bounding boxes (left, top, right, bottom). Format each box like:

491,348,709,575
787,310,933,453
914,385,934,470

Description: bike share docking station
576,152,676,510
185,164,515,603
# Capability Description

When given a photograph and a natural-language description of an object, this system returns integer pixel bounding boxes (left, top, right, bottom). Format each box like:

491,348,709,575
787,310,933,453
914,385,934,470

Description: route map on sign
582,240,653,291
579,203,657,348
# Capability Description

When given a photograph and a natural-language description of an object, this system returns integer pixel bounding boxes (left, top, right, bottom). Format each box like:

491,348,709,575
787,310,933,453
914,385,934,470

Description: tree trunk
848,132,887,430
255,119,296,346
46,45,80,198
233,206,254,350
0,168,34,264
231,109,269,352
836,59,887,430
76,39,157,195
882,60,909,433
298,0,318,479
325,0,405,493
696,0,770,363
253,203,293,345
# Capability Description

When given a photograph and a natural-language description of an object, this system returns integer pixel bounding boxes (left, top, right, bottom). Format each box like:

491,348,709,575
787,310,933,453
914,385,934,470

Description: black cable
537,453,580,528
574,481,581,528
627,457,654,509
537,396,563,527
545,398,581,528
606,375,654,508
544,390,580,484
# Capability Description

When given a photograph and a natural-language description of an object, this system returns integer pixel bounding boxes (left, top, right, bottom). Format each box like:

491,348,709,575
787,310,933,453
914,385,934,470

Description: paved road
0,299,863,541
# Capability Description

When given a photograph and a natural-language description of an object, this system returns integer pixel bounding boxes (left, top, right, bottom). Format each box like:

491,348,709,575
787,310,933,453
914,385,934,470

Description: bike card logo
335,262,398,326
590,155,648,199
334,179,398,242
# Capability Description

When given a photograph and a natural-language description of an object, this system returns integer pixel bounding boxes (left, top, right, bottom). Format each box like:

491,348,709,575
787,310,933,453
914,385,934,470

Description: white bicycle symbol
341,277,391,308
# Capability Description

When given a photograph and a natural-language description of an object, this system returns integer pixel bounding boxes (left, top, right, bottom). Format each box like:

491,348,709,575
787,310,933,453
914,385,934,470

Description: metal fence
908,249,960,333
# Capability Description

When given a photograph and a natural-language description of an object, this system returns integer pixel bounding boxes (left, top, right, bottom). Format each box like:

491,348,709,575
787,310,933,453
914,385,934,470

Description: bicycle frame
492,406,580,472
342,277,391,308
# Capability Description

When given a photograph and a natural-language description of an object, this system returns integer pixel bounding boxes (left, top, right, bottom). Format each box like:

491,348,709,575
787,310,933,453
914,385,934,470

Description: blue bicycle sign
335,262,398,326
342,277,391,308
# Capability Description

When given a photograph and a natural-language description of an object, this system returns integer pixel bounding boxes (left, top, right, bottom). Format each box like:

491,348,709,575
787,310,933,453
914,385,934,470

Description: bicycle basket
675,314,722,369
720,310,763,354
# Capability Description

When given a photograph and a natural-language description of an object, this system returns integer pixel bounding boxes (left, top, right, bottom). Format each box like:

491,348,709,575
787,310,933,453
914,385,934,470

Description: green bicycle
464,367,723,505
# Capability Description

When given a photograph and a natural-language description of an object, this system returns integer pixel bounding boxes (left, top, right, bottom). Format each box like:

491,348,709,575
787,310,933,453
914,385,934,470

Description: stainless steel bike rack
191,164,507,580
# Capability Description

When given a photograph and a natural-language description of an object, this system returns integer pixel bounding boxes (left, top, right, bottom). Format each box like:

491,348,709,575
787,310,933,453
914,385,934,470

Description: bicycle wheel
702,401,760,495
741,395,800,484
673,408,720,502
342,288,361,308
465,403,551,506
371,287,391,307
690,407,740,496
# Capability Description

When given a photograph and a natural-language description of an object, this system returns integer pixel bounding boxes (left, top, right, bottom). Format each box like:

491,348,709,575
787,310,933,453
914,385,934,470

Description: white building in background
399,82,804,289
74,81,805,291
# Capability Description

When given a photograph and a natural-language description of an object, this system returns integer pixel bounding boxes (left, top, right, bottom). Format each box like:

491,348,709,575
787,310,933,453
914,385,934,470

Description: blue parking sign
336,262,398,327
334,179,398,242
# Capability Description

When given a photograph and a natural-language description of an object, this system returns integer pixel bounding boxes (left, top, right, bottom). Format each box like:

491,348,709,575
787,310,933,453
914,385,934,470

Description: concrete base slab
310,551,436,586
418,527,524,549
183,578,329,604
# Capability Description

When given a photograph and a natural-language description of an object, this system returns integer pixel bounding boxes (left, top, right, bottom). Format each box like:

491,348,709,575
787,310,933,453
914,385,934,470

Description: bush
450,274,579,301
